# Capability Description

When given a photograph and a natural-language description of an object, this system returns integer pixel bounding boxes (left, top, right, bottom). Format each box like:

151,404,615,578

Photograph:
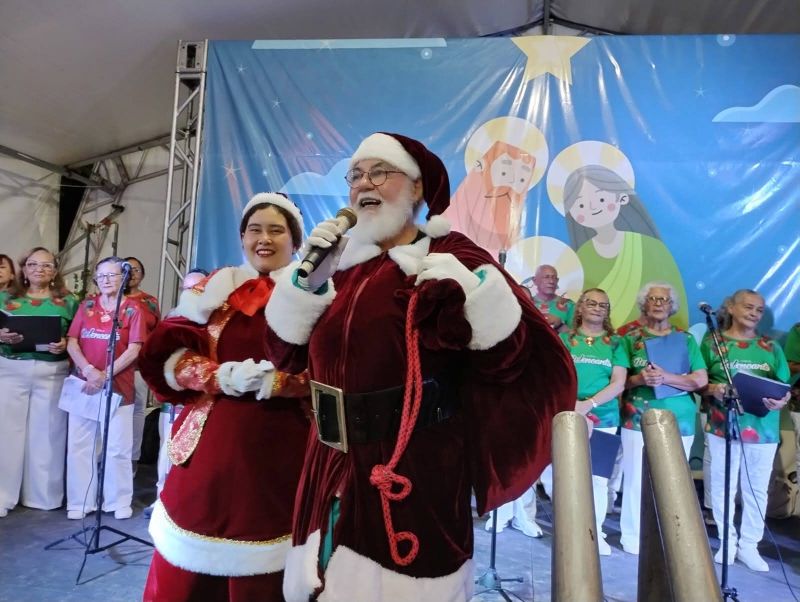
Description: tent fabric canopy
1,0,797,167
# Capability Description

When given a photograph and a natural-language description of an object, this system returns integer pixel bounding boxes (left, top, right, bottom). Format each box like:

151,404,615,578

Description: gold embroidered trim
168,395,214,465
161,508,292,546
207,302,234,361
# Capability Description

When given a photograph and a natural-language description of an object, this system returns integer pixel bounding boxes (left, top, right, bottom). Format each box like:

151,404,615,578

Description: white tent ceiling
1,0,798,168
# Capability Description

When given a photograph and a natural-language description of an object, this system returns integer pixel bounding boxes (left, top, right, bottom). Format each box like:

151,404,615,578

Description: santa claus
264,133,575,601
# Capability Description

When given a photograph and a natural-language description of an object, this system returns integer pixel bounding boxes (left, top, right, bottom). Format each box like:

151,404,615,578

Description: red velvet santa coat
138,265,310,582
264,219,576,602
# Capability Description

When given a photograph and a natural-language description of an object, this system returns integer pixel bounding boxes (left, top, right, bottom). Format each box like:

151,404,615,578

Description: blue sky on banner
195,35,799,332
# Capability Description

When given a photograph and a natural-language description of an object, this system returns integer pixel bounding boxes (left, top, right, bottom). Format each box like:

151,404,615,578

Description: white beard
349,195,416,245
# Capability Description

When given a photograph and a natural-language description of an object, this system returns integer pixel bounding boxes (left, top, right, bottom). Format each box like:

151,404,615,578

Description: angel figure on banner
547,141,689,329
444,116,549,262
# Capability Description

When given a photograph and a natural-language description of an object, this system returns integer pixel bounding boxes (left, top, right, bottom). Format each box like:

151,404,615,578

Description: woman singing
619,281,707,554
700,289,790,571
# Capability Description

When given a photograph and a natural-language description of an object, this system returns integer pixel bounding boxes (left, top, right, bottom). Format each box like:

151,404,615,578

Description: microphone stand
475,509,525,602
703,309,741,601
45,267,152,583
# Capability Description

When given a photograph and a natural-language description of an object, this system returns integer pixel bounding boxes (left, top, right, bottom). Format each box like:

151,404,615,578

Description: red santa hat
241,192,304,237
349,133,452,225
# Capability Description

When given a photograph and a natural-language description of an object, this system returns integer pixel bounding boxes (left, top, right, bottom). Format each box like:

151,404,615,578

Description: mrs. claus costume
264,133,576,601
138,193,311,601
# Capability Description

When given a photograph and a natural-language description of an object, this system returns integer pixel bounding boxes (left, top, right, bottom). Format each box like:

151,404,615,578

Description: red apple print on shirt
740,427,759,443
711,409,725,424
29,298,42,307
736,341,749,349
52,297,65,306
757,337,772,352
556,299,567,311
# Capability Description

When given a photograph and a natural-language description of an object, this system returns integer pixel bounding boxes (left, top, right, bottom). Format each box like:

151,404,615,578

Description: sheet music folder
732,372,789,418
644,333,690,399
589,429,621,478
0,309,61,352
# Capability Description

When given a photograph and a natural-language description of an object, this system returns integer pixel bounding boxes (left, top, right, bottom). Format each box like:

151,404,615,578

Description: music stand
45,264,152,584
475,509,525,602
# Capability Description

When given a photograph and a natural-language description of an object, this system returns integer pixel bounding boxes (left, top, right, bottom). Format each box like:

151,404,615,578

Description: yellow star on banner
511,36,590,85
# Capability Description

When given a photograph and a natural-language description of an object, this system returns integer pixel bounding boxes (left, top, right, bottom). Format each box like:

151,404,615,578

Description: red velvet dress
265,229,576,601
138,267,310,602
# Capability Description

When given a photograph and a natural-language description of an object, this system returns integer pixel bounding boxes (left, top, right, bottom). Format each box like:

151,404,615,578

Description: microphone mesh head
336,207,358,227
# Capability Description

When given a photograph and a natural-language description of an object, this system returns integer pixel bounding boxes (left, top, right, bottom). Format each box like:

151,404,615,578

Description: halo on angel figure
506,235,584,301
546,141,635,216
463,116,549,190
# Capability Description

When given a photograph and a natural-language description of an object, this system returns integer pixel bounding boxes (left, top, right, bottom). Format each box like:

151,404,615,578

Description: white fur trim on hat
349,133,421,180
242,192,304,238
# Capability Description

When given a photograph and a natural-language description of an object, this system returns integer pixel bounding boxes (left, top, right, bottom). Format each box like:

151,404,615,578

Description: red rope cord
368,291,423,566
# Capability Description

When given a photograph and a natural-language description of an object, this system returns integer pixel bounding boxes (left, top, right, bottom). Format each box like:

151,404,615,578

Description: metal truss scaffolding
157,40,208,312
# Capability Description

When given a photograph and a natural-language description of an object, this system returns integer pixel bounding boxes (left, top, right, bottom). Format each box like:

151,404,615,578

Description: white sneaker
714,545,735,565
114,507,133,520
67,510,86,520
597,537,611,556
622,541,639,555
737,546,769,572
511,516,543,538
0,507,8,518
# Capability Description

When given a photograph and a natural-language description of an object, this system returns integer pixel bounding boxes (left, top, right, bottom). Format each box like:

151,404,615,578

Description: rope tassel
369,292,424,566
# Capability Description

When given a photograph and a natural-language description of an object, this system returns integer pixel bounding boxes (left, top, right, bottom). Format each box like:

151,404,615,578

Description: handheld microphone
698,301,715,315
297,207,358,278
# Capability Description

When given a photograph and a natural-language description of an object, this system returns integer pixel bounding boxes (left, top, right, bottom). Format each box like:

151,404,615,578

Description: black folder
732,372,790,418
0,310,62,352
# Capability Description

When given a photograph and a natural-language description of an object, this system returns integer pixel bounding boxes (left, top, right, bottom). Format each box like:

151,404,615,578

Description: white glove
296,218,349,292
217,358,274,396
415,253,481,295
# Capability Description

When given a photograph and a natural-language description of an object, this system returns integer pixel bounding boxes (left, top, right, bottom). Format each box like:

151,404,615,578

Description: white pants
620,428,694,550
155,407,181,496
700,414,712,509
0,356,69,511
792,412,800,482
131,370,148,462
707,433,777,550
66,404,134,512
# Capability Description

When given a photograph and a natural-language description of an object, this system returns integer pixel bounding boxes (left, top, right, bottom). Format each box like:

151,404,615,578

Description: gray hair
636,281,680,317
717,289,762,331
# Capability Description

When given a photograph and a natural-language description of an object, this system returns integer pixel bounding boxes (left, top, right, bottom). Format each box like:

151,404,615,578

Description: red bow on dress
227,277,274,316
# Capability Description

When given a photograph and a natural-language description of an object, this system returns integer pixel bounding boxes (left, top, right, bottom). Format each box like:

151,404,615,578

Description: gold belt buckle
310,380,349,453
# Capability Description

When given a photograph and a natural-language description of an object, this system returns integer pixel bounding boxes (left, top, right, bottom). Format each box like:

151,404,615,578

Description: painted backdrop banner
195,35,799,333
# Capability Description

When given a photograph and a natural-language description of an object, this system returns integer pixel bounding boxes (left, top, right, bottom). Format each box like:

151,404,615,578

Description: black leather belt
309,378,458,453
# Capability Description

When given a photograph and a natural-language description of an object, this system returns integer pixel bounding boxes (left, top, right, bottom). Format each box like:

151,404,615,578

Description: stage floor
1,464,798,601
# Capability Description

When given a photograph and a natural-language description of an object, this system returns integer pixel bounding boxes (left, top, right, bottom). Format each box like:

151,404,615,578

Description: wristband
588,397,597,408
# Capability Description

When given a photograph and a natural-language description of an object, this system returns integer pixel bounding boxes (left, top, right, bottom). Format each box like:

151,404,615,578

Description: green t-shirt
622,326,706,435
784,323,800,411
700,333,790,444
0,291,79,361
533,295,575,329
559,331,630,427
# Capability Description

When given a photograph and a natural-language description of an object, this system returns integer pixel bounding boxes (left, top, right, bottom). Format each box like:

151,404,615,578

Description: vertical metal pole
551,411,603,602
639,409,722,602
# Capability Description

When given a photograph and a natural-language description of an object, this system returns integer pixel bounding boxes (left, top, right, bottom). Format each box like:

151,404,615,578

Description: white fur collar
170,263,260,324
336,215,451,273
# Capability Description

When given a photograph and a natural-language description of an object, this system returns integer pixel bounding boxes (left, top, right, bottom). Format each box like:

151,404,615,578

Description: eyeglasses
583,299,610,309
647,295,672,305
25,261,55,271
96,273,122,281
344,168,405,188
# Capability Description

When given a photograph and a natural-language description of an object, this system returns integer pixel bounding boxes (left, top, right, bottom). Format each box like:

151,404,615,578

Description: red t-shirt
67,295,147,404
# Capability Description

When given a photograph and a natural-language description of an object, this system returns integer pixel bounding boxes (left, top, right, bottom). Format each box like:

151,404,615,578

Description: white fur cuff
163,348,189,391
320,546,474,602
265,261,335,345
464,264,522,351
149,500,291,576
283,530,323,602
